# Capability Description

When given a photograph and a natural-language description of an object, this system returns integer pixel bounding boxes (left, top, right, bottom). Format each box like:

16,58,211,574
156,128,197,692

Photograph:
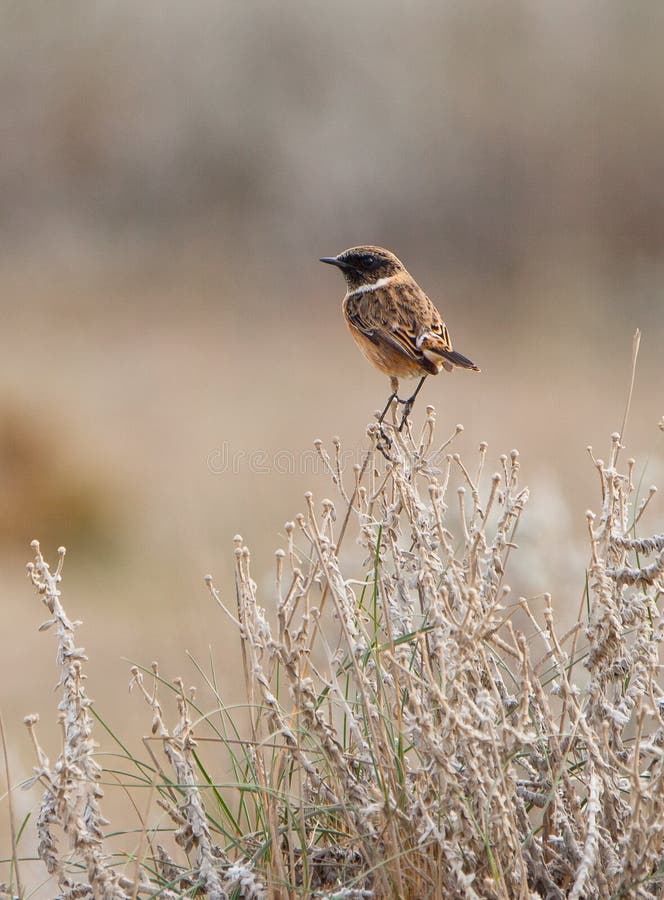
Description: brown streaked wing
346,281,452,372
416,289,453,351
345,290,423,366
381,280,454,360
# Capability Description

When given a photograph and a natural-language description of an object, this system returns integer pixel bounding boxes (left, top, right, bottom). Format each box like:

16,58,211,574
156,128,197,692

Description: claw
376,432,392,461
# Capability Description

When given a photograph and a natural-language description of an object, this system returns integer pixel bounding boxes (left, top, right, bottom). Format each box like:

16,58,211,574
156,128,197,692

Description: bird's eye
362,254,375,267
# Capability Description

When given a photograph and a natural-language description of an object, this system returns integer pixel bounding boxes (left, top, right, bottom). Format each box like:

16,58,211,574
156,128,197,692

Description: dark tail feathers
440,348,481,372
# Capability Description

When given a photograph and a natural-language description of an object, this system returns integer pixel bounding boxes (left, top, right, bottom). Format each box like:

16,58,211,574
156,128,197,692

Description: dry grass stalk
17,405,664,898
25,541,128,899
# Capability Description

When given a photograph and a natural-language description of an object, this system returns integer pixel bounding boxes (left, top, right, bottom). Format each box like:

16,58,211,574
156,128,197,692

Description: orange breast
347,322,435,379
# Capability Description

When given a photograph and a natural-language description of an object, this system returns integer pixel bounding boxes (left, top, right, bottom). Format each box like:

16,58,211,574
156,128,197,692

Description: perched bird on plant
320,245,480,431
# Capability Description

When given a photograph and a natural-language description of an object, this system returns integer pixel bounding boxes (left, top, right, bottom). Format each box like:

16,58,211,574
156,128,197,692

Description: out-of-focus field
1,2,664,883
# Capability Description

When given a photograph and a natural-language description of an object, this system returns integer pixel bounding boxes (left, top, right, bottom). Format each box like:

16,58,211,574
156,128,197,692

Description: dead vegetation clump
8,406,664,899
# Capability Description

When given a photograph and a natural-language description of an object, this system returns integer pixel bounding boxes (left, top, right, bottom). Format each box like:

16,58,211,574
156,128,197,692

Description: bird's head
320,245,405,290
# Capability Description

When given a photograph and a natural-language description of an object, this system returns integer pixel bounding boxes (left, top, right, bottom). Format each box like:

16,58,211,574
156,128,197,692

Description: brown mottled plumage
320,245,479,432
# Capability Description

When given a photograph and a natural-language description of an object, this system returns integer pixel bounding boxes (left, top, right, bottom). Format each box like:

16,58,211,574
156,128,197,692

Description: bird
320,245,480,433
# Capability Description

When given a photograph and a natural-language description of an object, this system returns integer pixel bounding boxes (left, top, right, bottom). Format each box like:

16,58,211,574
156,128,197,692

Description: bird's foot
376,425,393,459
397,376,427,431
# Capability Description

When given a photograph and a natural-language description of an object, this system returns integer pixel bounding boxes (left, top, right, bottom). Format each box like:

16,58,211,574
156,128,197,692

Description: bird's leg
377,376,401,426
398,375,427,431
375,377,400,452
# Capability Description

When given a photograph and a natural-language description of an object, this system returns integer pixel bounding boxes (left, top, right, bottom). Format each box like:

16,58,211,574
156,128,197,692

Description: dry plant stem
26,541,130,899
303,436,376,667
129,666,235,900
616,328,641,464
0,714,22,900
127,780,158,900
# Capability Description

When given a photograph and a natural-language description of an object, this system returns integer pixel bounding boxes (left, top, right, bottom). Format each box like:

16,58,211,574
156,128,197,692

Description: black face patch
345,252,385,272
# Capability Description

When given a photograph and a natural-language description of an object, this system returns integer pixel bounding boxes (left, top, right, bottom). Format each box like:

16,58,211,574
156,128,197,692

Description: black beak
320,256,352,271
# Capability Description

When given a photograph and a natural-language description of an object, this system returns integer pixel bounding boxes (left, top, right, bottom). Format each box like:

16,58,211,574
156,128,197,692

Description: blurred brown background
2,0,664,876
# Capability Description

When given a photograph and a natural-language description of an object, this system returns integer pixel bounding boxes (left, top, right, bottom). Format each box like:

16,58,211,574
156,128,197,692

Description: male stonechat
320,245,480,432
